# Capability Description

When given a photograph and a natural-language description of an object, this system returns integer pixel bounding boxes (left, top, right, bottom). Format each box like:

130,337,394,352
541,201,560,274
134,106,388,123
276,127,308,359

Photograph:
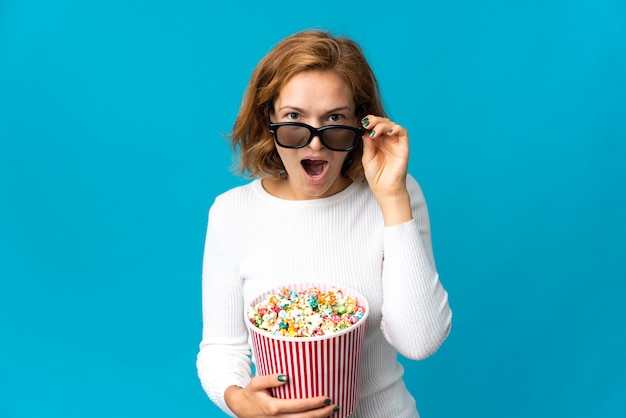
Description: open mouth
301,159,328,178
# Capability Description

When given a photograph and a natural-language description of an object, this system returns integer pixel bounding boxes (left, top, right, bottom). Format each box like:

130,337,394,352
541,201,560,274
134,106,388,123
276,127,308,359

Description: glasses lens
323,127,357,151
275,125,311,148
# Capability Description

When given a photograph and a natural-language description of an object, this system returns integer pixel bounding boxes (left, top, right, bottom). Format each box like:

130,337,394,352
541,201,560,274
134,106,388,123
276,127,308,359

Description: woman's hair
228,29,386,182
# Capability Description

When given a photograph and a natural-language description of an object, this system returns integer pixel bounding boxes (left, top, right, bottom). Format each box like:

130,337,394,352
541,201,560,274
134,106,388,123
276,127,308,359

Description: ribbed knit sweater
196,174,452,417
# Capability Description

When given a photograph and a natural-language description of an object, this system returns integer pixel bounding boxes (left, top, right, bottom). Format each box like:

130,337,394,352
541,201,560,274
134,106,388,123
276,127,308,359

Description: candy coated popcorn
247,286,366,337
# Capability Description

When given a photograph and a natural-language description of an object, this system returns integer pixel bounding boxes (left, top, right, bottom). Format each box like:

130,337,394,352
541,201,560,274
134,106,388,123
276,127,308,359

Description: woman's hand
225,374,339,417
360,115,413,226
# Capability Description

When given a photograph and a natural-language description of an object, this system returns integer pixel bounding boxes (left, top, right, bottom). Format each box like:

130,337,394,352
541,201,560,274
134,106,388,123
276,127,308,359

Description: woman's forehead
273,71,355,114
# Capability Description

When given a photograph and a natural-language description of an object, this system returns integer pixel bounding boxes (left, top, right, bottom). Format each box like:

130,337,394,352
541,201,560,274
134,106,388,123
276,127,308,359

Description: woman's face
269,70,359,200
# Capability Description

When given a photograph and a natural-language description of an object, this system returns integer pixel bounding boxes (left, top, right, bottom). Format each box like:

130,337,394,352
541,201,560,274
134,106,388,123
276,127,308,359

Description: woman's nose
308,134,324,150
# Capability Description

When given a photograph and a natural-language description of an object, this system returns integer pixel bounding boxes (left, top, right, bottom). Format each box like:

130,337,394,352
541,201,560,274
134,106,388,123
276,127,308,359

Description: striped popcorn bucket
245,283,369,418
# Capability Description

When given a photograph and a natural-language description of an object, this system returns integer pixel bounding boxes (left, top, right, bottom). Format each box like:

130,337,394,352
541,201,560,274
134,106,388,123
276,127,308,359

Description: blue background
1,1,625,417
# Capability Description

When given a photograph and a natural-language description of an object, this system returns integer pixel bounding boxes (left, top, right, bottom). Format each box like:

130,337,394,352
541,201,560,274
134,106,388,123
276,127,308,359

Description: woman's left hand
360,115,409,196
360,115,413,225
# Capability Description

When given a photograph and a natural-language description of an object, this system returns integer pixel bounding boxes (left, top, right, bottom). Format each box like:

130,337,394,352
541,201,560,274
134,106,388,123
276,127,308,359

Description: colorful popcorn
247,286,366,338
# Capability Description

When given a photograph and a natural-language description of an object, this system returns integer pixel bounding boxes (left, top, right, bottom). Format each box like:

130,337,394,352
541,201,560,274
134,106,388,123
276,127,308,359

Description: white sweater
196,174,452,417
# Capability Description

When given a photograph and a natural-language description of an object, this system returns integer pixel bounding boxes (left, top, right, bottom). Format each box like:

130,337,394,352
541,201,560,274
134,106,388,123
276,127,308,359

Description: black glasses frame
268,121,365,152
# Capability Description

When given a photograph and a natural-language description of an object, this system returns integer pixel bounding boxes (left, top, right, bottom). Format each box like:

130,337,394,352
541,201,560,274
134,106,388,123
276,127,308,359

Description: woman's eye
329,114,344,123
286,112,300,120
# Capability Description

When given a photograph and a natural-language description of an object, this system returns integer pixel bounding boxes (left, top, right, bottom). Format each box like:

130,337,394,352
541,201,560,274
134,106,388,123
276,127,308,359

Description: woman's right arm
197,197,338,417
196,201,254,416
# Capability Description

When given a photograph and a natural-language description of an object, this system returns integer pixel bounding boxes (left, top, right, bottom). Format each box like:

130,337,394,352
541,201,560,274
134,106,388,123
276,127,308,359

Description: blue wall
1,1,624,417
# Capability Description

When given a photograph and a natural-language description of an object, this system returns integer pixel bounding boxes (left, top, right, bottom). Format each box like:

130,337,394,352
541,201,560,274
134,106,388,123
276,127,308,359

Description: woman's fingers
248,373,289,391
273,396,338,415
361,115,407,139
245,374,339,416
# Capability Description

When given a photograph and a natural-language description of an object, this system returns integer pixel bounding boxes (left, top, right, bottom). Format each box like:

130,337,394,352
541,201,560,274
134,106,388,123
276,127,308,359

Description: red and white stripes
250,321,366,417
247,284,369,418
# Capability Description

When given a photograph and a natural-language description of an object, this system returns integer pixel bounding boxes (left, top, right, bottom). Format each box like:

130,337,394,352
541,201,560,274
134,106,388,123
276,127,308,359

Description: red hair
229,30,386,182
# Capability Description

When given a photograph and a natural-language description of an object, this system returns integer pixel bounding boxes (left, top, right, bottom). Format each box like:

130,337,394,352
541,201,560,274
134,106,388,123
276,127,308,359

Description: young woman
197,29,452,418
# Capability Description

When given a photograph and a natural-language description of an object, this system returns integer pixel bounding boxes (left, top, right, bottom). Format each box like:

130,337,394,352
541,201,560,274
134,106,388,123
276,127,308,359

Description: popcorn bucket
245,283,369,418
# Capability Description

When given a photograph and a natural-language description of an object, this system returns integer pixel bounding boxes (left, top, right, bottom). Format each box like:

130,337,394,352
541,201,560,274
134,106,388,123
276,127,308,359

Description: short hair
228,29,386,182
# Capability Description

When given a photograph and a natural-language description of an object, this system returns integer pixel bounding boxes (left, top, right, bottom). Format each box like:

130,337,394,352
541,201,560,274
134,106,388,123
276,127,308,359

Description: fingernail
361,117,369,127
324,398,332,405
332,405,340,413
369,129,376,138
387,128,393,134
277,374,288,382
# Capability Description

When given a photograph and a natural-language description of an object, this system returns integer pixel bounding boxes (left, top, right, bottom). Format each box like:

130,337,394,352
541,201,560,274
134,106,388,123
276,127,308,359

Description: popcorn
247,286,366,337
245,284,370,416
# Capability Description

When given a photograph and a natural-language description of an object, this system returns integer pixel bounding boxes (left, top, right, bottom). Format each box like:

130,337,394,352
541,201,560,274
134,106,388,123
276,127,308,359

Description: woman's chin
290,172,349,199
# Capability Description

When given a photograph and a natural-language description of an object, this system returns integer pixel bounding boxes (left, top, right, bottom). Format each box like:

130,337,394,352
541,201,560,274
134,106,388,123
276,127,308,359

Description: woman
197,29,451,417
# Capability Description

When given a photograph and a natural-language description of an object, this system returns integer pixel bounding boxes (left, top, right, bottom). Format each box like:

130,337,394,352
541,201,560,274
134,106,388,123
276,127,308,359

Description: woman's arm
379,176,452,359
197,195,342,417
196,202,252,416
361,116,451,359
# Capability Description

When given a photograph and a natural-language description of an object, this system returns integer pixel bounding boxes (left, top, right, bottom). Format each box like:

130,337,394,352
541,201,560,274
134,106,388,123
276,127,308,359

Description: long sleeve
196,199,252,417
379,176,452,359
196,177,451,418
